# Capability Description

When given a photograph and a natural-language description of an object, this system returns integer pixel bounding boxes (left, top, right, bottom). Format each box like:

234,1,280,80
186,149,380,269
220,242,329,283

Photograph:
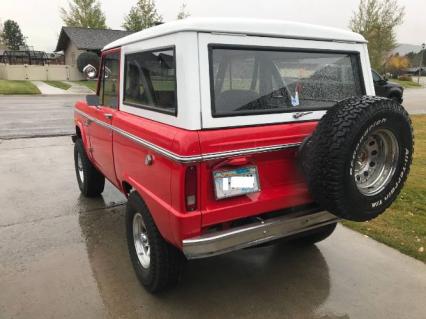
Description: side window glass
100,52,120,108
372,71,381,82
123,48,177,115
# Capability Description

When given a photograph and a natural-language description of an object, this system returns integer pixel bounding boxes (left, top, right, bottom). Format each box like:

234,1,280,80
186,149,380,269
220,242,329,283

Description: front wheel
74,138,105,197
126,192,184,293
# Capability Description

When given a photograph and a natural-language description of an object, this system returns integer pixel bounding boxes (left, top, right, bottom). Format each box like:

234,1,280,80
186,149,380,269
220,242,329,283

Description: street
0,89,425,139
0,92,425,318
403,87,426,115
0,95,84,139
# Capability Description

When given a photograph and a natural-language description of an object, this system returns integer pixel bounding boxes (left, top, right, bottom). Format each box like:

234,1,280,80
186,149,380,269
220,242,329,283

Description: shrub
398,75,413,82
76,52,100,73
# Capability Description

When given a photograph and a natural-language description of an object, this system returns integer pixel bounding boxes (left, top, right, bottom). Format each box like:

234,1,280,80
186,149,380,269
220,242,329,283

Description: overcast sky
1,0,425,52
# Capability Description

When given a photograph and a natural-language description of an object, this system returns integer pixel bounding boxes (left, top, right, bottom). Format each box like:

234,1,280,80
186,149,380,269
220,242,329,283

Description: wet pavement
0,95,84,139
0,136,425,319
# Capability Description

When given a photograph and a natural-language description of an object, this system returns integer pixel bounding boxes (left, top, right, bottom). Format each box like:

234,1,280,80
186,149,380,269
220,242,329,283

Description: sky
1,0,425,52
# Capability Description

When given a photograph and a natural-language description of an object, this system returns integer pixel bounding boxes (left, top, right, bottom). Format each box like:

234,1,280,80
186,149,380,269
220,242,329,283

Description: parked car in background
72,18,414,293
372,69,404,103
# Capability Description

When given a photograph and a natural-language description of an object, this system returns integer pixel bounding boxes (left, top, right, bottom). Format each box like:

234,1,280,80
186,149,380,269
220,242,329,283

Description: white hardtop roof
103,17,366,50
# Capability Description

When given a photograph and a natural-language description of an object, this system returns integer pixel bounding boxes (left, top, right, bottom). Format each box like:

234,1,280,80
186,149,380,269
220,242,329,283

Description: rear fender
122,176,178,247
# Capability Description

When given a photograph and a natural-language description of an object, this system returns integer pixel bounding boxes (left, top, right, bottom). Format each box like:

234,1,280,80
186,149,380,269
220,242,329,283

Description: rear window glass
124,48,177,115
210,47,364,117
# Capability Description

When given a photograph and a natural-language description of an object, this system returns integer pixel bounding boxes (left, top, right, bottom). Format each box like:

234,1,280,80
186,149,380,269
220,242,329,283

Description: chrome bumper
182,210,339,259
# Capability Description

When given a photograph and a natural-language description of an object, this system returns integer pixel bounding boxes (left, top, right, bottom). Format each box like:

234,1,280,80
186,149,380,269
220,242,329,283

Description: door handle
104,113,113,120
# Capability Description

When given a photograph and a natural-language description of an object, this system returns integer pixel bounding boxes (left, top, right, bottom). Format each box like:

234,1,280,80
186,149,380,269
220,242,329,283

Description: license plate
213,166,260,199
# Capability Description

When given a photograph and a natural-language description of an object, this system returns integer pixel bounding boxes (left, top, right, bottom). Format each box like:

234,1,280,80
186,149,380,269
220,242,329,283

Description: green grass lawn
43,81,71,90
343,115,426,262
75,80,97,91
390,79,422,89
0,80,41,95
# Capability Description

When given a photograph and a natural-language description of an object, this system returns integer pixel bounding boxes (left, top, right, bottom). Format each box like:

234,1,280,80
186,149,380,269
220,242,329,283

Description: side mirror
86,94,99,106
83,64,98,80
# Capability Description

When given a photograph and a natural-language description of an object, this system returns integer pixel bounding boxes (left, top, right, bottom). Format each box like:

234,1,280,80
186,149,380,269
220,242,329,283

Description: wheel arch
388,88,403,100
123,178,178,247
75,122,89,148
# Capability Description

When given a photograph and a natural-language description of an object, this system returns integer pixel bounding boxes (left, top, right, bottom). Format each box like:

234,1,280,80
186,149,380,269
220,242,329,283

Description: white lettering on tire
371,148,410,208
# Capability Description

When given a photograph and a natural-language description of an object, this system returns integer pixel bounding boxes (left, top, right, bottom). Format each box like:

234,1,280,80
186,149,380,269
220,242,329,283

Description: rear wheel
126,192,184,293
74,139,105,197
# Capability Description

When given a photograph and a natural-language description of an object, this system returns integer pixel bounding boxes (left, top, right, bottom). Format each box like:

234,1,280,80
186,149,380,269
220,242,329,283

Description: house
403,67,426,76
55,27,133,69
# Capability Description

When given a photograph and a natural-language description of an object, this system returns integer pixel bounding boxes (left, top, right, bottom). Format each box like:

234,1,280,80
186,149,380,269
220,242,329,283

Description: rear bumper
182,210,339,259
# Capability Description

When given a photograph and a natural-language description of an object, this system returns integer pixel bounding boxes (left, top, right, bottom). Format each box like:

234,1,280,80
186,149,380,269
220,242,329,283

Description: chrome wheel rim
77,153,84,183
354,129,399,196
133,213,150,268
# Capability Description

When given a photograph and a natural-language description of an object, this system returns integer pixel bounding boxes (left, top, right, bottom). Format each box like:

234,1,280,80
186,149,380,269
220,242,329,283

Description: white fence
0,64,84,81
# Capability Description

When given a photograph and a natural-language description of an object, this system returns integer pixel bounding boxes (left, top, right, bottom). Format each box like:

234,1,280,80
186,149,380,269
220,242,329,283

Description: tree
1,20,26,50
0,20,5,49
122,0,162,32
349,0,404,71
177,3,190,20
406,50,426,67
60,0,107,29
387,53,409,76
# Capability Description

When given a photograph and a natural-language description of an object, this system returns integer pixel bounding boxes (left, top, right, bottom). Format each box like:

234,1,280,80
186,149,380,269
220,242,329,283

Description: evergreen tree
123,0,162,32
1,20,26,50
177,3,191,20
60,0,107,29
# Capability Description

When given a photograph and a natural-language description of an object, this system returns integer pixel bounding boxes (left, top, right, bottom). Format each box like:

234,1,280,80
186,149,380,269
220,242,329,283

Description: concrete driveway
0,136,425,319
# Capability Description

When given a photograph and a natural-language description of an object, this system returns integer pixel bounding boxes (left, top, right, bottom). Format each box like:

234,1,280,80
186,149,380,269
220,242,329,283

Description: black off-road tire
300,96,413,221
126,192,184,293
74,138,105,197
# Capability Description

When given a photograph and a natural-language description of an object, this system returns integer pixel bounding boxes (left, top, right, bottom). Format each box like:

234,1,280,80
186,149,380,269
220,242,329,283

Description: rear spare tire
300,96,413,221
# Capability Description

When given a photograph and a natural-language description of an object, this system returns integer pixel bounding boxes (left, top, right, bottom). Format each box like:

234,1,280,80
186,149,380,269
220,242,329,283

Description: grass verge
75,80,97,91
343,115,426,262
0,80,41,95
43,81,71,90
391,79,422,89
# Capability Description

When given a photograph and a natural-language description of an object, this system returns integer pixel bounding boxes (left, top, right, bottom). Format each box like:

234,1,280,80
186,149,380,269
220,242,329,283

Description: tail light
185,166,197,211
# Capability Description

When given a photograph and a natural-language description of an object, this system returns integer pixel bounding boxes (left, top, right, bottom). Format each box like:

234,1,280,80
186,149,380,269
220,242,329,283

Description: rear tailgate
198,121,318,227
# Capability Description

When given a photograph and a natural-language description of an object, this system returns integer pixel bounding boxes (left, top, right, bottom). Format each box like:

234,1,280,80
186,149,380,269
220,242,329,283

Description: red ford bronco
72,18,413,292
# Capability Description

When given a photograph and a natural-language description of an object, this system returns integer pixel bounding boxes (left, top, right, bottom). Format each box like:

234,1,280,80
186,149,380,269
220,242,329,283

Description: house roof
55,27,134,52
104,17,366,50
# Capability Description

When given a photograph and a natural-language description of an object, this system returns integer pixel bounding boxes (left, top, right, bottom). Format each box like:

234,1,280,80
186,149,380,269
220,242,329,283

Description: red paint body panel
112,111,202,247
197,122,318,227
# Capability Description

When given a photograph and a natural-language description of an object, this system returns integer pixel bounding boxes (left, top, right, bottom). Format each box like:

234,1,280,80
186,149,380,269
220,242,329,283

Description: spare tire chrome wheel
300,96,413,222
354,129,399,196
